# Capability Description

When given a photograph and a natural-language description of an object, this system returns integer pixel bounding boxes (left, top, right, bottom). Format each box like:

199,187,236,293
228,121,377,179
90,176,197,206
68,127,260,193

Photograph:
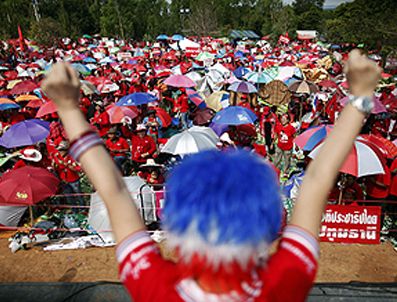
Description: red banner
319,205,381,244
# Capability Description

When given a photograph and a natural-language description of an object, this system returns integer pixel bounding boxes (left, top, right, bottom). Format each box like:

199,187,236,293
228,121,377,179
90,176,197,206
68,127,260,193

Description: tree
28,17,65,45
188,0,218,36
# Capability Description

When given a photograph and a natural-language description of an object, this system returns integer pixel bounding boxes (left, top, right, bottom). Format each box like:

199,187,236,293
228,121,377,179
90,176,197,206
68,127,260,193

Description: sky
283,0,354,9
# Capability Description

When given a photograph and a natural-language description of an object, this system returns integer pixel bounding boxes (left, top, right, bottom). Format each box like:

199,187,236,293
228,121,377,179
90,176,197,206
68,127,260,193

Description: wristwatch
348,95,374,115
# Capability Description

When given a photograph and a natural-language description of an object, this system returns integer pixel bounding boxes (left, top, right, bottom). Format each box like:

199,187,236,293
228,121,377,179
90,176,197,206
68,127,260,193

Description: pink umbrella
106,104,138,124
338,96,386,114
163,75,196,88
36,101,57,118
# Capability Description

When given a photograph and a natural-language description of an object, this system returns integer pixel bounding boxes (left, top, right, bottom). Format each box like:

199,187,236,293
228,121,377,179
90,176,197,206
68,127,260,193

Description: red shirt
274,123,296,151
91,111,110,137
131,135,157,163
366,167,391,199
174,94,189,113
106,137,129,157
52,152,81,183
117,225,318,302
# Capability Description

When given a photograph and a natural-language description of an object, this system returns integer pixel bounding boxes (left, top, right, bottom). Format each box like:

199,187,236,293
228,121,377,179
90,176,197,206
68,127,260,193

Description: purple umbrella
209,122,229,136
228,81,257,94
0,119,50,148
339,96,386,114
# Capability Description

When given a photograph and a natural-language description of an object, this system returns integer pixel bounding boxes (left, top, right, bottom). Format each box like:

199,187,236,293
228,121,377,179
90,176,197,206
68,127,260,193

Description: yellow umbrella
205,91,229,112
7,80,22,89
15,95,40,103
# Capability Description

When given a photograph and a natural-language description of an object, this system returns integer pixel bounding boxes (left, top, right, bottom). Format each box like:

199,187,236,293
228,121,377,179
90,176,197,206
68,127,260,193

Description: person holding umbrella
42,50,380,302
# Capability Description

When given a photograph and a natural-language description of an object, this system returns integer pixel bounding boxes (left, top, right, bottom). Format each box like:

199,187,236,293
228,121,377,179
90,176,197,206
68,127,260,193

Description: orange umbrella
26,98,44,108
15,95,40,103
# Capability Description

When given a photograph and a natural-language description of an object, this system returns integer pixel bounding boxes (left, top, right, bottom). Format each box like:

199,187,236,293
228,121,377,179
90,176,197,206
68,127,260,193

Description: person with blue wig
42,50,381,302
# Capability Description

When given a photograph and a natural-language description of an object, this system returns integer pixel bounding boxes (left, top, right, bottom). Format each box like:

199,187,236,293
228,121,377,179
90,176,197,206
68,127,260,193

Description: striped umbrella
228,81,257,94
309,140,385,177
295,125,334,151
288,80,318,94
244,71,274,84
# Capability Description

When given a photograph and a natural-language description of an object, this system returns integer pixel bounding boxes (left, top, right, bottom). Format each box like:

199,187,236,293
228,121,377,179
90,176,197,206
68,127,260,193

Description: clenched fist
344,49,381,97
41,62,81,111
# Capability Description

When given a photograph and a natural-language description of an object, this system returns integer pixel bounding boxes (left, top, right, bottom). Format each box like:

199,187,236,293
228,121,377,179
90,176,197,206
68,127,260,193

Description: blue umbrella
212,106,257,125
233,66,251,79
71,63,91,75
0,103,20,111
156,34,169,40
116,93,158,106
172,34,184,41
0,119,50,148
282,171,305,199
83,57,97,63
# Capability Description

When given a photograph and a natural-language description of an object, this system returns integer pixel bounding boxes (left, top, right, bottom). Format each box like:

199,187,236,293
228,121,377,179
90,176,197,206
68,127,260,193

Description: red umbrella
26,98,45,108
0,166,60,206
153,107,172,127
318,79,338,89
164,75,196,88
9,80,39,95
106,104,138,124
358,134,397,159
36,101,57,118
3,70,18,80
192,108,215,125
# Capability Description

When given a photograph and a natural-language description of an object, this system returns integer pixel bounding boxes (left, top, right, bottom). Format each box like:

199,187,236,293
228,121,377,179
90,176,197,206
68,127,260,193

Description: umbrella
228,81,257,94
80,80,99,95
338,96,386,114
233,67,251,79
36,101,57,118
309,140,385,177
106,104,138,124
357,134,397,159
295,125,334,151
98,82,119,94
191,108,215,125
205,91,230,112
288,80,318,94
15,95,40,103
186,88,205,107
83,57,97,63
185,71,203,83
89,176,156,243
153,107,172,127
244,71,274,84
9,80,39,95
156,34,169,40
26,98,44,108
0,206,27,227
188,126,219,144
0,119,50,148
318,79,338,89
171,34,184,41
196,52,215,61
164,75,196,88
116,92,158,106
161,130,218,155
212,106,257,125
71,63,91,76
0,98,20,110
0,166,59,206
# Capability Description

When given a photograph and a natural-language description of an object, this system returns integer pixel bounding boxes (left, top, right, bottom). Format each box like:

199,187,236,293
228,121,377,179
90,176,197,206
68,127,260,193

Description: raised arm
290,50,381,237
42,63,145,243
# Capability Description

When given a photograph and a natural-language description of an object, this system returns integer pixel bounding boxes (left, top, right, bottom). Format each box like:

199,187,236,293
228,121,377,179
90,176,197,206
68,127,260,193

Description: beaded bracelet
69,131,104,162
69,130,97,149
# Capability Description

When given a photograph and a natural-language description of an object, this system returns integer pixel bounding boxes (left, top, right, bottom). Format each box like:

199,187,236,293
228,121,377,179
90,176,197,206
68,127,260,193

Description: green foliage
28,17,65,45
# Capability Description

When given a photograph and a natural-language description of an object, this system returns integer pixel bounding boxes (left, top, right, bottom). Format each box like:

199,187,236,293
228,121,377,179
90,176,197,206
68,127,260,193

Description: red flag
18,25,26,52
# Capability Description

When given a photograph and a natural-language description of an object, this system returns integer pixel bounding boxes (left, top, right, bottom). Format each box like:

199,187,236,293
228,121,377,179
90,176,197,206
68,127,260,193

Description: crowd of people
0,34,396,238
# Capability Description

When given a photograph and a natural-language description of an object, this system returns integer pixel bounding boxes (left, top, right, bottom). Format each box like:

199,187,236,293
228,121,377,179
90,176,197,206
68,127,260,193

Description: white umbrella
188,126,219,144
0,206,26,227
88,176,156,243
161,130,218,155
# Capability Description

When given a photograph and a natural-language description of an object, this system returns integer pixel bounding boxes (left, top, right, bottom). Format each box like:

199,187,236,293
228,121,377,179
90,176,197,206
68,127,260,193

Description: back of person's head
163,149,282,283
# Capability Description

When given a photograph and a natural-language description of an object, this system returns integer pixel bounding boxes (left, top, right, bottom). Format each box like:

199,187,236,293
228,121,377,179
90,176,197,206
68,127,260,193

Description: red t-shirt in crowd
117,225,318,302
91,111,110,137
106,137,129,157
52,152,81,183
366,166,391,199
274,123,296,151
131,135,157,163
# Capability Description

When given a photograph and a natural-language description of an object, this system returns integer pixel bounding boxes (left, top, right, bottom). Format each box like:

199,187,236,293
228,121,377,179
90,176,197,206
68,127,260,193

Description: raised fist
41,62,81,111
344,49,381,97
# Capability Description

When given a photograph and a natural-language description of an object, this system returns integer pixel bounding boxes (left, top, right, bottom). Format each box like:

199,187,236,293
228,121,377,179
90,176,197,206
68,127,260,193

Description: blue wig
163,149,282,264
